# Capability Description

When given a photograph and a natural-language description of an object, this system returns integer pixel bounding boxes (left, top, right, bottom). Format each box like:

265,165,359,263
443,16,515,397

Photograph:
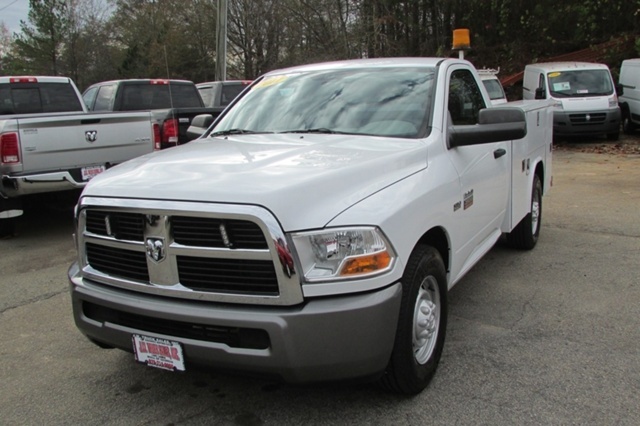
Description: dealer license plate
81,165,106,181
132,335,185,372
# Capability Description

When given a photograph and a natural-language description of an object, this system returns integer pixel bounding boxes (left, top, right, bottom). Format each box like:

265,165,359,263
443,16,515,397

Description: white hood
557,95,612,111
84,134,427,231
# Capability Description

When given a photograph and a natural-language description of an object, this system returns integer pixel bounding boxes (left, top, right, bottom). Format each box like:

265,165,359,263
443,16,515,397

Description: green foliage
12,0,69,75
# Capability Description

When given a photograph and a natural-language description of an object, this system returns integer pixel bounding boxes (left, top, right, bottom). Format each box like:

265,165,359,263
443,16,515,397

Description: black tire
507,174,542,250
0,218,17,239
379,245,447,395
622,112,636,135
0,197,17,238
606,131,620,141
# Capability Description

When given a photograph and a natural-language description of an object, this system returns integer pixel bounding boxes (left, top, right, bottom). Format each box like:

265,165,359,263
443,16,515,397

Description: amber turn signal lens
340,251,392,276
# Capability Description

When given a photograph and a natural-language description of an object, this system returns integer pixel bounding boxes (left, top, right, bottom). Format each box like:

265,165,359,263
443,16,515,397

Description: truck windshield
548,69,613,98
212,67,435,138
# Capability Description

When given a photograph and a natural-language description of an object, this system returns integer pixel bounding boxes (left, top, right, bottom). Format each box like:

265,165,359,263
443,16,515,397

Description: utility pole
216,0,227,81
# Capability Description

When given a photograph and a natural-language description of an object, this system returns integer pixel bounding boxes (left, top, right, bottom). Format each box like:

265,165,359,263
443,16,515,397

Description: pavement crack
0,288,68,315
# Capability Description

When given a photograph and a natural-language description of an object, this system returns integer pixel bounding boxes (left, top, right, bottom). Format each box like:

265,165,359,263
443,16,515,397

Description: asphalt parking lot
1,136,639,425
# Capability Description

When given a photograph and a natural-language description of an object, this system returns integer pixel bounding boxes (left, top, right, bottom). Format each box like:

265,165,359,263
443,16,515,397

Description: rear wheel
507,174,542,250
0,218,16,239
0,197,18,239
622,112,636,135
380,245,447,394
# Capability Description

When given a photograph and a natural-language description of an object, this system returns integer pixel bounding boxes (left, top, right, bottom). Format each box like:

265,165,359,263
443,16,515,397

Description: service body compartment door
507,101,553,230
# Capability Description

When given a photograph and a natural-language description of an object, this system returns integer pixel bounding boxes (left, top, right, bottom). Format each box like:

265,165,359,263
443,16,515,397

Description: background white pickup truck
69,58,553,394
0,76,158,237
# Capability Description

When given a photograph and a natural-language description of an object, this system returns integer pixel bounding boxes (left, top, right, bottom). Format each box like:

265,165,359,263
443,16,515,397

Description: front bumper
553,108,620,136
69,262,402,383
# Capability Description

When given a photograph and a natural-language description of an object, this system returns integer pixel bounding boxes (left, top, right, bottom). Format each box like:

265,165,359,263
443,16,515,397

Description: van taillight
0,132,20,164
162,118,179,145
153,123,161,150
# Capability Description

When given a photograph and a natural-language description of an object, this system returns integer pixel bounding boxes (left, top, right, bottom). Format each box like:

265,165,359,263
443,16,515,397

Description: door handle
493,148,507,159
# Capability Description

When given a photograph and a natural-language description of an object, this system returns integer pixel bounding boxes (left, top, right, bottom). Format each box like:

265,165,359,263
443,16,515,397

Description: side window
448,69,486,125
93,85,116,111
538,73,546,92
82,87,98,111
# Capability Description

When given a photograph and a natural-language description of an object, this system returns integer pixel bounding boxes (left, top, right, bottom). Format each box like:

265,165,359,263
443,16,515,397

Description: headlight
291,227,395,282
609,96,618,108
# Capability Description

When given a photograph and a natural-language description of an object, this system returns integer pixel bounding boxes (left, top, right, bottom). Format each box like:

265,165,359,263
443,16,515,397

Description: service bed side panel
509,101,553,230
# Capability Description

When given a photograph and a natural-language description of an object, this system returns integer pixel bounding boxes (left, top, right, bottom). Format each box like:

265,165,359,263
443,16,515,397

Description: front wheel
507,174,542,250
379,245,447,394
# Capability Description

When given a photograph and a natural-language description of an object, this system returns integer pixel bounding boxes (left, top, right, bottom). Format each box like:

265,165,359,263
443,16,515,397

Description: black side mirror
186,114,214,140
616,84,624,96
535,87,546,100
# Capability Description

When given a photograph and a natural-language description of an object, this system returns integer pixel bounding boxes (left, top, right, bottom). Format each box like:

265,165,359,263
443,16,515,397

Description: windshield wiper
209,129,268,137
279,128,351,135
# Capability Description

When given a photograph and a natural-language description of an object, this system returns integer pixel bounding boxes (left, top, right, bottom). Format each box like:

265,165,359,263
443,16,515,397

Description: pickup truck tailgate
16,112,154,173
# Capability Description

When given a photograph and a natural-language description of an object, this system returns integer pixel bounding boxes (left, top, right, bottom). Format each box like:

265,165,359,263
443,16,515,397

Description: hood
84,134,427,231
557,95,613,112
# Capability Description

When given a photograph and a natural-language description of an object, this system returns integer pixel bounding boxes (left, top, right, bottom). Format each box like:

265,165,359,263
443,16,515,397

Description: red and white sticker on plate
81,165,106,181
132,334,185,371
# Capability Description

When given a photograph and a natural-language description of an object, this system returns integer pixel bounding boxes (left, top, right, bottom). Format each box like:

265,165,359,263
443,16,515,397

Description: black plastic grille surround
569,112,606,125
86,210,145,241
83,301,270,349
86,242,149,281
172,216,268,249
177,256,279,295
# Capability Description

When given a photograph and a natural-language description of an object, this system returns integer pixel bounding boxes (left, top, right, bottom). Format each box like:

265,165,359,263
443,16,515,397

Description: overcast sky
1,0,30,35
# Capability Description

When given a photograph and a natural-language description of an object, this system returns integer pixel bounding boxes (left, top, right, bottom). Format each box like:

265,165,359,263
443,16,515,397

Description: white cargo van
618,58,640,134
523,62,620,140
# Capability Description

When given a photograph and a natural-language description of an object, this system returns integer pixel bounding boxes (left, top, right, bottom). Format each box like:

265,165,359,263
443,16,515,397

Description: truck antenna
164,45,175,113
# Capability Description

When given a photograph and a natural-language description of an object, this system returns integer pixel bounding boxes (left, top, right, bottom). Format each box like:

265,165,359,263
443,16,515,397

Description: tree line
1,0,639,92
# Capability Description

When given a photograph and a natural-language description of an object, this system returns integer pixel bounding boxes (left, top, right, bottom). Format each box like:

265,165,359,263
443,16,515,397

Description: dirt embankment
554,133,640,155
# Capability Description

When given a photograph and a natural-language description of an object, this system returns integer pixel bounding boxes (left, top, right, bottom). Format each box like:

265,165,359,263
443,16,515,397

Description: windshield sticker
548,72,561,78
553,82,571,91
254,75,289,89
577,89,589,94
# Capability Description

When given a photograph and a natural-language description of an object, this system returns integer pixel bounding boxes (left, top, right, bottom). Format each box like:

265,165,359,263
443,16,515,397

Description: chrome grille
78,198,303,306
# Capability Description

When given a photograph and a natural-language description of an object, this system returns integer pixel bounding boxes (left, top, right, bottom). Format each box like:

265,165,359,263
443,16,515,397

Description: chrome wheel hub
531,191,540,234
413,276,440,364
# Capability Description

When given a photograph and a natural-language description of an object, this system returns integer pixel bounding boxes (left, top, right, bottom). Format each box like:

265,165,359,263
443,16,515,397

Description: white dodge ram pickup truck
69,58,553,394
